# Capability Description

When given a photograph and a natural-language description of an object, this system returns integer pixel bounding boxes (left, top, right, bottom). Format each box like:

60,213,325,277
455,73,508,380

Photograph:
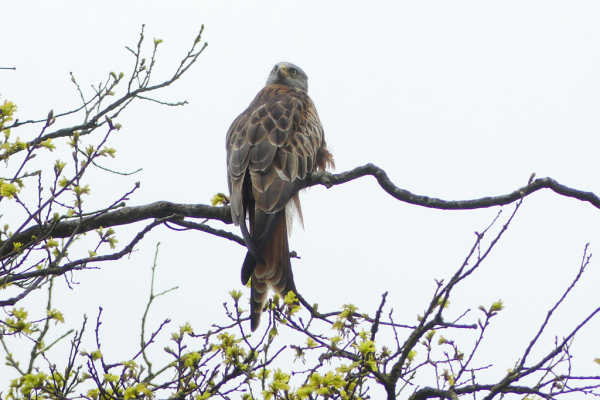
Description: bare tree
1,26,599,400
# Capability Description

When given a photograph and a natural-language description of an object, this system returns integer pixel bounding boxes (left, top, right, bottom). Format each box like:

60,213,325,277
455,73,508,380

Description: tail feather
241,211,282,285
250,212,296,331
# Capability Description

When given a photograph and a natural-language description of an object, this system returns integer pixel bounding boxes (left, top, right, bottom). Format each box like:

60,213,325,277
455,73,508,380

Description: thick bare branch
4,202,230,256
5,163,599,261
304,163,600,210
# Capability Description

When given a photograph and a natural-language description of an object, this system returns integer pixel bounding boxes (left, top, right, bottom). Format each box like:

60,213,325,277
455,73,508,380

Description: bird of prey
226,62,334,331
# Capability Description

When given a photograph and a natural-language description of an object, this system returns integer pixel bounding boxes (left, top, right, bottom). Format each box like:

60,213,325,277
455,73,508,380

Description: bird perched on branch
226,62,334,331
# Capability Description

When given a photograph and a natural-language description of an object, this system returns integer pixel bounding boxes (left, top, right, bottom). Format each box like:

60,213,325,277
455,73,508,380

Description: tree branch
0,215,179,294
4,202,230,257
5,164,599,260
304,163,600,210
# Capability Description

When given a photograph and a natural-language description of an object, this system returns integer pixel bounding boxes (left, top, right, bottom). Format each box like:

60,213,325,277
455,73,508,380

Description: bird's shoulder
227,85,315,145
252,84,309,106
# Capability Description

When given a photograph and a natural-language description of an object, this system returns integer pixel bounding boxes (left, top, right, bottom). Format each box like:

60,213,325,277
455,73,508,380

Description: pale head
266,62,309,92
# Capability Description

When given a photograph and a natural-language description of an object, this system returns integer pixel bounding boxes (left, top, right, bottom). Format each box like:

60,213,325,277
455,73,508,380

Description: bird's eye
290,69,297,75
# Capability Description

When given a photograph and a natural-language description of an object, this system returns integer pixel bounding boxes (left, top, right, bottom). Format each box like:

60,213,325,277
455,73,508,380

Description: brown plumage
226,62,334,331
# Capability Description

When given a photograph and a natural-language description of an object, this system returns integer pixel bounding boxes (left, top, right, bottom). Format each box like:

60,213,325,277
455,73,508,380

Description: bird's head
266,62,308,92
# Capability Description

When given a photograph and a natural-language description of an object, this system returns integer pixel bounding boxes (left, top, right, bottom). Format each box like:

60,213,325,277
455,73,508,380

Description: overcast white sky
2,1,600,397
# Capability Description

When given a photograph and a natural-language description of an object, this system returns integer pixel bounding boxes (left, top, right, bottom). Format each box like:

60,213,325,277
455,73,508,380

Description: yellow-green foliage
0,95,56,161
296,371,347,399
46,308,65,324
6,307,32,334
213,332,249,369
333,304,358,332
123,383,152,400
478,299,505,317
263,369,291,400
9,372,48,399
0,96,54,159
0,95,17,132
211,192,229,206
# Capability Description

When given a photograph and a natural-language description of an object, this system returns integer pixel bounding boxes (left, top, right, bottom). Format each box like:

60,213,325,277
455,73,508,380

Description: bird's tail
250,214,296,331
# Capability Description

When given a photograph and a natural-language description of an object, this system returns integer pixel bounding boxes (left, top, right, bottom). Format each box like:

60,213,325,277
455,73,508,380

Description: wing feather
247,120,269,145
249,140,277,171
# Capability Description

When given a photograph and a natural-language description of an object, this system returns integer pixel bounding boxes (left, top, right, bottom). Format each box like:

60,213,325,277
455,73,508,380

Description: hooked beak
276,65,289,78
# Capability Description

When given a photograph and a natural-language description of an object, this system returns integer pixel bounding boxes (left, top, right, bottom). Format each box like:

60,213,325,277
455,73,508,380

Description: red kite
226,62,334,331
